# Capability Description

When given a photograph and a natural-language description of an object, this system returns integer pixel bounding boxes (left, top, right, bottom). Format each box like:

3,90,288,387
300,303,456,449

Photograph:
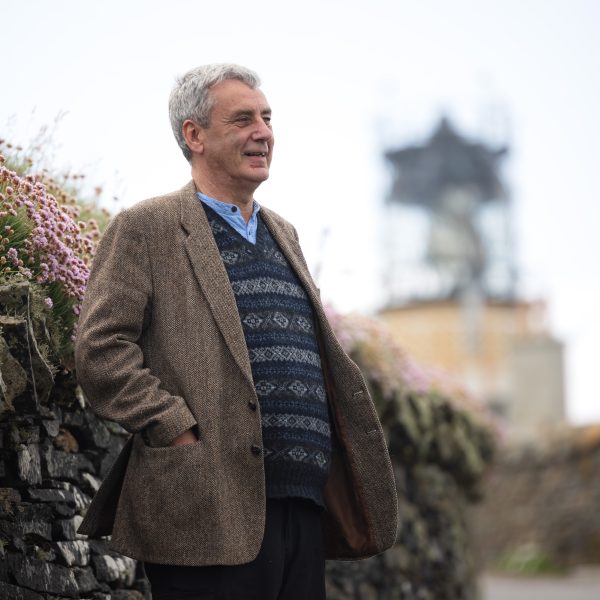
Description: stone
81,472,102,493
92,554,136,585
0,581,45,600
85,413,111,449
17,444,42,485
0,281,30,308
56,540,91,566
0,504,53,541
0,487,21,517
92,554,119,582
33,545,56,562
27,487,76,504
104,420,128,435
73,565,99,593
111,591,145,600
11,537,26,553
55,502,77,517
88,539,110,555
40,416,60,437
42,419,60,437
0,311,53,408
7,553,79,597
54,515,84,541
0,335,28,413
42,442,95,482
42,480,91,511
17,426,40,445
114,555,137,586
72,486,92,511
63,409,111,450
62,410,85,428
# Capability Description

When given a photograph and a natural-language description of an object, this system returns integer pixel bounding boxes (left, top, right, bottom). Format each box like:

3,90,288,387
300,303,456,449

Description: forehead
209,79,270,114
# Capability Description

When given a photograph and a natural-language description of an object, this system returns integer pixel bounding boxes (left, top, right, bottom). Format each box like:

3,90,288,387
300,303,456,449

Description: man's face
199,79,274,190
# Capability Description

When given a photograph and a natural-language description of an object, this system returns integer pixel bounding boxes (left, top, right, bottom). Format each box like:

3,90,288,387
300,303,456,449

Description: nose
252,118,273,143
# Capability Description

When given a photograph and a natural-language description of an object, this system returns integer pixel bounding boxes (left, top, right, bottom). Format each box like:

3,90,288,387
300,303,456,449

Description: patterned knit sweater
203,205,331,507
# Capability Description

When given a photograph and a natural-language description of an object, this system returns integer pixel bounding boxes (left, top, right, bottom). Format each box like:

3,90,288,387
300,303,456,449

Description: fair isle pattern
242,311,312,333
203,204,331,507
231,277,306,298
263,445,328,469
249,346,322,367
262,413,330,435
254,379,327,403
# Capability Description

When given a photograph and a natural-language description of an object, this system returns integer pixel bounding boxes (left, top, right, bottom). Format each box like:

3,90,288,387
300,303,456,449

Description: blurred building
379,118,565,440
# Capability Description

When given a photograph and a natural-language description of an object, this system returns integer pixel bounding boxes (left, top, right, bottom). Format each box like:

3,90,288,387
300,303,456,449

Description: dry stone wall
471,427,600,570
325,383,494,600
1,282,495,599
0,283,149,599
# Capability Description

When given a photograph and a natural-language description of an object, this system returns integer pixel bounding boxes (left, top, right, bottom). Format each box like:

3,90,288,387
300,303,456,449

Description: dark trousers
144,498,326,600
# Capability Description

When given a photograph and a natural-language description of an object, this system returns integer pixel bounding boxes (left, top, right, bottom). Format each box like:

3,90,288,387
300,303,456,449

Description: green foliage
495,543,565,575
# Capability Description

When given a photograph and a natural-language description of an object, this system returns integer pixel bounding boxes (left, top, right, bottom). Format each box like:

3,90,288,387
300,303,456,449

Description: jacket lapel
178,182,328,390
178,182,255,390
259,208,323,319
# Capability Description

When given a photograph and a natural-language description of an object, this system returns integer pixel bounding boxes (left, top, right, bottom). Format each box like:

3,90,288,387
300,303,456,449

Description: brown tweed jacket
75,181,398,565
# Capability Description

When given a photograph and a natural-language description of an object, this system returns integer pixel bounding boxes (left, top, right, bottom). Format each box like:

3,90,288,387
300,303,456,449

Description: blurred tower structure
379,117,565,440
383,116,515,305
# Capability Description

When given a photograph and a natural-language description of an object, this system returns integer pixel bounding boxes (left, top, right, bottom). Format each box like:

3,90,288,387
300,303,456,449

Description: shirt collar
196,192,261,220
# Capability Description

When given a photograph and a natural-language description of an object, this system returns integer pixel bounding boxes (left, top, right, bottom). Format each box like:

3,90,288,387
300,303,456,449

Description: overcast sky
2,0,599,424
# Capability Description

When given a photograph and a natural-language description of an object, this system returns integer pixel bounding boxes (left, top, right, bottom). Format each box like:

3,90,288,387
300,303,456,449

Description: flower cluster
325,305,409,396
0,152,102,356
325,304,492,419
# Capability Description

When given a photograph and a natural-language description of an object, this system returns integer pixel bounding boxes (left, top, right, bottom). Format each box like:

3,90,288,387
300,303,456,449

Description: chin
247,168,270,183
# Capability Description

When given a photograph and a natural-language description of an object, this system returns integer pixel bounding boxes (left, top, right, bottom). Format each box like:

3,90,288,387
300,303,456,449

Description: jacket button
251,444,262,456
248,400,257,411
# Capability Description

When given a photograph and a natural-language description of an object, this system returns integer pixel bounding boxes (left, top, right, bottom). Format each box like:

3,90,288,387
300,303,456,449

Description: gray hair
169,63,261,162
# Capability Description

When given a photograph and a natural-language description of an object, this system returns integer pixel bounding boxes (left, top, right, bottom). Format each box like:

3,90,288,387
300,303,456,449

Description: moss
494,543,565,575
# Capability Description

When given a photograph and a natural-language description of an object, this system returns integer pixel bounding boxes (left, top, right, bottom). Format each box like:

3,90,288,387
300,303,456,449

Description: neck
191,170,256,223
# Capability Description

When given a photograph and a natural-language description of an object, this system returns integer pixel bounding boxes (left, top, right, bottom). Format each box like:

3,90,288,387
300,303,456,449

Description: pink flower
7,247,19,265
1,159,96,331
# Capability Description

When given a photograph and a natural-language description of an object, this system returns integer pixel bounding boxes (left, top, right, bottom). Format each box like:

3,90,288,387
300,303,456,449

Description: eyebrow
230,107,272,119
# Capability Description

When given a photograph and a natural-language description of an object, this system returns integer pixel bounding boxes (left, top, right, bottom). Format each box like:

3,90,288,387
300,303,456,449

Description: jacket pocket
119,434,217,528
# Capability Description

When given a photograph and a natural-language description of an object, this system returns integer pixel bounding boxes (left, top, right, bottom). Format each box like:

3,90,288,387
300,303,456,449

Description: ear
182,119,205,156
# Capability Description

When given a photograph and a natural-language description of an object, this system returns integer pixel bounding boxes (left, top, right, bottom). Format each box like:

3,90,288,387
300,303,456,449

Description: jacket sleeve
74,210,197,447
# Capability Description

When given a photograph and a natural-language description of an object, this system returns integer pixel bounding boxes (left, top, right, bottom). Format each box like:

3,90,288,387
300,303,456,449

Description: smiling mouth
243,152,267,157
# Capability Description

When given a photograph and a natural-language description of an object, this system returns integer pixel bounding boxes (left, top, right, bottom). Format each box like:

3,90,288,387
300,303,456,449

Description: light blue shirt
197,192,261,245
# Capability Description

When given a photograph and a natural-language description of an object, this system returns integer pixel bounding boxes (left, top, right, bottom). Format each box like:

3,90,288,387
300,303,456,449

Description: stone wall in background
471,426,600,570
1,283,495,599
325,383,495,600
0,283,149,599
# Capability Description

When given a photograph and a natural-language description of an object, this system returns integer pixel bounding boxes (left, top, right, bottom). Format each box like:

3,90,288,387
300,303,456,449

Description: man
75,64,397,600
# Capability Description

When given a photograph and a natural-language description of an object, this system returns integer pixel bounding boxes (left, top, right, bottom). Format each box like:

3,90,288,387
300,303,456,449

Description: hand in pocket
169,427,199,447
